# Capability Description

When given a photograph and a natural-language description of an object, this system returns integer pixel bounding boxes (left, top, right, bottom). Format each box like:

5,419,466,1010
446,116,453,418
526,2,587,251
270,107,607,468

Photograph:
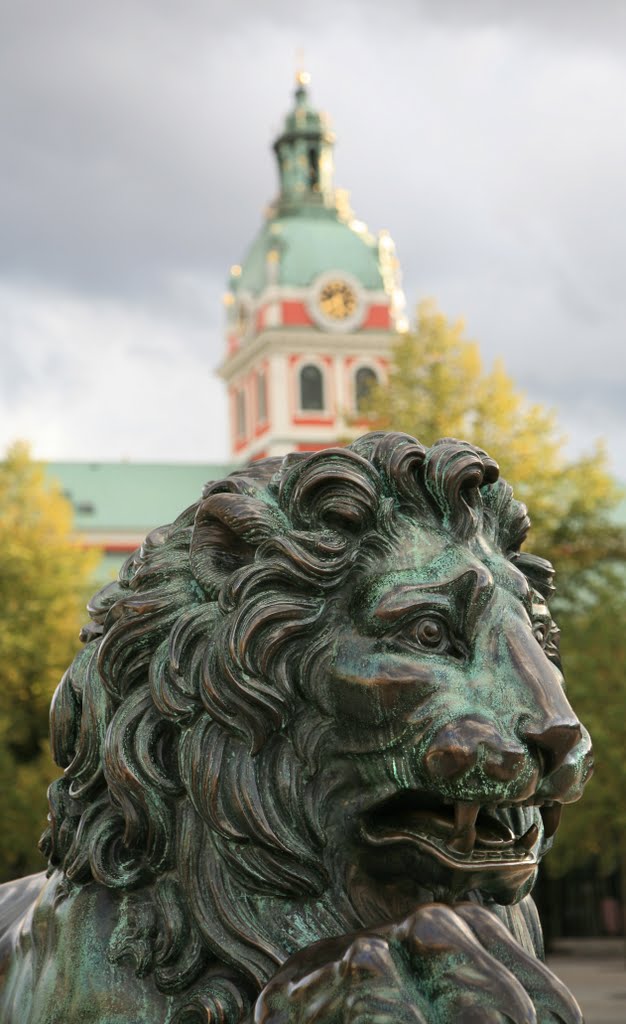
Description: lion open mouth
361,791,562,872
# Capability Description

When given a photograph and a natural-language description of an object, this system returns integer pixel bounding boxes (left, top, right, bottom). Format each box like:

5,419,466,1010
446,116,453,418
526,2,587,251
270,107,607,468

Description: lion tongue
446,802,480,855
395,807,456,839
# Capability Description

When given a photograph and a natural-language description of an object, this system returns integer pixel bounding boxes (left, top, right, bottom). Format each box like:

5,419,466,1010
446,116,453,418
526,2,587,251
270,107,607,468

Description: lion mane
41,432,554,1020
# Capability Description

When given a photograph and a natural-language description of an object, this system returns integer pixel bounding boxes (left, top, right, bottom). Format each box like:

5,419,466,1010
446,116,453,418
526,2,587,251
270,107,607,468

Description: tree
547,570,626,937
549,571,626,871
362,299,626,876
362,300,625,588
0,443,98,880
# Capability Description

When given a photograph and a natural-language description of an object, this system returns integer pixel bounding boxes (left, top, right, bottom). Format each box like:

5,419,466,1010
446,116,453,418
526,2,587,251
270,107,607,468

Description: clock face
318,279,357,320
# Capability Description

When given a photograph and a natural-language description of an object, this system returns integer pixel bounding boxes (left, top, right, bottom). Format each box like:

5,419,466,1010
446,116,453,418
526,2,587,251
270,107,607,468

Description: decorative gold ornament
318,279,357,320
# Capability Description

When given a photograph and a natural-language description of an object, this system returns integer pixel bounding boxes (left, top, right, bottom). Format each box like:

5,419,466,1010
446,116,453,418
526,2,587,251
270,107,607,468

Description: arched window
355,366,378,412
257,370,267,422
236,390,246,438
308,147,319,188
300,364,324,411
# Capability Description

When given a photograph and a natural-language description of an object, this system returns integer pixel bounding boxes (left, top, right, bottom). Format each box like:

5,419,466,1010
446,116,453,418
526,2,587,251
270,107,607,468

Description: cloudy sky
1,1,625,475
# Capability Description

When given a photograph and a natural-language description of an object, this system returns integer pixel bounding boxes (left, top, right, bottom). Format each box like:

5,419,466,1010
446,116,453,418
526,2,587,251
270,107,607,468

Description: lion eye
408,616,449,652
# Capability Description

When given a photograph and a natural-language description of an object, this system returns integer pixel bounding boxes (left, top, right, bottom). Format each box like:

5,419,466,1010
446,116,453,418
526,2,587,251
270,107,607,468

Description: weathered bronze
0,433,592,1022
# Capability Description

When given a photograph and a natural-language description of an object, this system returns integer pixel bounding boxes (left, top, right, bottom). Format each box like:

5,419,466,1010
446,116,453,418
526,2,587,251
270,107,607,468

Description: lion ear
190,491,280,597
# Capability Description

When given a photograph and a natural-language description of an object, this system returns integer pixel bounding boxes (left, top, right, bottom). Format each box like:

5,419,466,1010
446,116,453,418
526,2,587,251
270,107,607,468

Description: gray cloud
0,1,625,473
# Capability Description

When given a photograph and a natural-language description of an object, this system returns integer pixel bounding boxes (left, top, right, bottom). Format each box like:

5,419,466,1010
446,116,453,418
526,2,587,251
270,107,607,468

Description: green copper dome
234,216,385,294
229,74,386,298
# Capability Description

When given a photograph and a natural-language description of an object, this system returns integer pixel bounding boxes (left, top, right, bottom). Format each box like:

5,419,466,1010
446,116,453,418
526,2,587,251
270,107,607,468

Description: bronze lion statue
0,433,592,1023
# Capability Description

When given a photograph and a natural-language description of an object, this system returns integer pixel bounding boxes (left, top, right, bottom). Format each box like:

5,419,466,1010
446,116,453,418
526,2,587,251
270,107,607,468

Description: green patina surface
0,433,591,1023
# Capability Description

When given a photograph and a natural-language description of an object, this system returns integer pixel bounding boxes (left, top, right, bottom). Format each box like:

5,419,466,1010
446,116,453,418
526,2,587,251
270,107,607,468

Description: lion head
41,432,592,1016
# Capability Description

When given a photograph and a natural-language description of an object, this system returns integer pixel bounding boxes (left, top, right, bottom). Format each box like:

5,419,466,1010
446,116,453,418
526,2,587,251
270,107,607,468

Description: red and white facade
218,274,399,461
217,75,406,461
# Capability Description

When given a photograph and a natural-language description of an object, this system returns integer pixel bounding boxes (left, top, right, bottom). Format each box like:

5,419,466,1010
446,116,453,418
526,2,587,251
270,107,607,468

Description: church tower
218,72,407,461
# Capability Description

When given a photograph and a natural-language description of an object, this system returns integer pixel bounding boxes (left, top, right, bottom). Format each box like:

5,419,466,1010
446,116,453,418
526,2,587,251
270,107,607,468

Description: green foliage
0,442,98,880
549,572,626,875
363,299,626,875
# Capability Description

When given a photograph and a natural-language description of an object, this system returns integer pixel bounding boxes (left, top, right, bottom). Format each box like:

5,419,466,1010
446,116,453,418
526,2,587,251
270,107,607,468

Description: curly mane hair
41,432,554,1019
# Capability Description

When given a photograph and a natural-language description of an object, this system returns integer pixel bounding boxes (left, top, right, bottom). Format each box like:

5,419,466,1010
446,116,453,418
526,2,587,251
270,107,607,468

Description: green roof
236,215,384,296
46,461,237,533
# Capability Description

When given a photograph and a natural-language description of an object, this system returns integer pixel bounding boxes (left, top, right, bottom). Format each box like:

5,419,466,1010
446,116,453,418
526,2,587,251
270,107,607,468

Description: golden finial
295,48,311,88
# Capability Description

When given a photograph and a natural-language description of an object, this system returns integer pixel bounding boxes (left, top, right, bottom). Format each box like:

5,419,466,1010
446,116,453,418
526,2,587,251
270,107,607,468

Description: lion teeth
454,802,480,830
540,803,563,839
519,823,539,850
446,832,474,855
447,802,480,854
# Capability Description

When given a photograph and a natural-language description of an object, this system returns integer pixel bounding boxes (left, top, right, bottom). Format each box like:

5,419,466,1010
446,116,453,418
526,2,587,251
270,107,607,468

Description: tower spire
272,72,336,215
220,72,406,462
294,47,310,90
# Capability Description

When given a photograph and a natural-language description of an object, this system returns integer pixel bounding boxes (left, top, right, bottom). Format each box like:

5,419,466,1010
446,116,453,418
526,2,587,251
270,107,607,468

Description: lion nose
424,718,526,784
523,721,583,775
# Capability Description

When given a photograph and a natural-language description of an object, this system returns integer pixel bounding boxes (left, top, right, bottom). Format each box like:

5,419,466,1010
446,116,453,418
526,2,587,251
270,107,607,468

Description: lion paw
251,904,582,1024
253,932,426,1023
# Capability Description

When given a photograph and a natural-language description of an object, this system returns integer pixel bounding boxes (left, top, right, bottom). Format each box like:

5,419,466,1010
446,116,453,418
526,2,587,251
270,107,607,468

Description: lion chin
0,433,593,1024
